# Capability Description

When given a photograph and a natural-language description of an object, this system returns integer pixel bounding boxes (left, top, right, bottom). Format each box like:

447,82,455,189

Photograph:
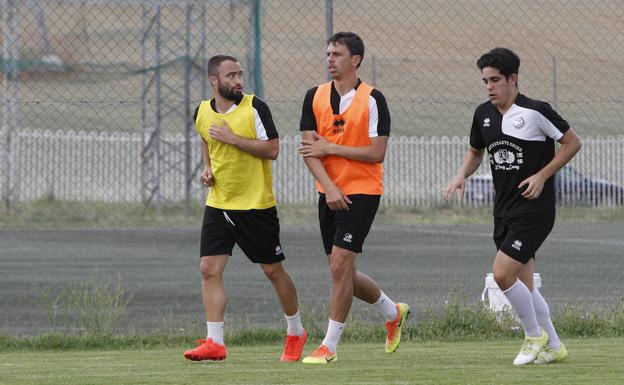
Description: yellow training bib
195,95,276,210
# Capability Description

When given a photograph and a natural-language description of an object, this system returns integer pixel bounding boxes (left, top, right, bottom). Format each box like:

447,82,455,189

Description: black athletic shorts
200,205,285,264
318,193,380,255
493,211,556,264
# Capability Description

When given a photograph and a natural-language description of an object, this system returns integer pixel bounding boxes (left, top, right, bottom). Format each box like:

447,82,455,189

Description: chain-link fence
1,0,623,335
3,128,623,207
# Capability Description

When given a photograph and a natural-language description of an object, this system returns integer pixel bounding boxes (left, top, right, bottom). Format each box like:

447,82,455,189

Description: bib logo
332,118,345,134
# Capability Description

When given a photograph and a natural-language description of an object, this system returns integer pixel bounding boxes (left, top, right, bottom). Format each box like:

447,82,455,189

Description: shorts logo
512,240,523,251
343,233,353,243
275,245,283,255
483,118,491,127
223,212,235,226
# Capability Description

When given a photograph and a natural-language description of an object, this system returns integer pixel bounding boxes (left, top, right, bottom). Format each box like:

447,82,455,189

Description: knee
200,259,223,281
261,263,284,282
492,270,516,291
329,256,355,283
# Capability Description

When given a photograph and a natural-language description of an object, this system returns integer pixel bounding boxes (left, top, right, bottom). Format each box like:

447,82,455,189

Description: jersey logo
493,149,516,164
483,118,491,127
513,117,525,129
488,141,524,171
332,118,345,134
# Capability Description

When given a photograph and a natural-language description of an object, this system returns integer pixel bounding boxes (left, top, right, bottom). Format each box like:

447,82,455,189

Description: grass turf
1,338,623,385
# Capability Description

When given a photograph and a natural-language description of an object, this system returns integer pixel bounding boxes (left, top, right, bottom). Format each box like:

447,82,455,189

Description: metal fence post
184,2,193,209
325,0,333,81
252,0,263,97
2,0,19,212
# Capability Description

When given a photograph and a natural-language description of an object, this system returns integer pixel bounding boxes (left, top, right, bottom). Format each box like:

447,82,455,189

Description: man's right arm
300,131,352,210
195,104,214,187
443,108,487,200
443,146,484,200
299,88,352,210
199,137,214,187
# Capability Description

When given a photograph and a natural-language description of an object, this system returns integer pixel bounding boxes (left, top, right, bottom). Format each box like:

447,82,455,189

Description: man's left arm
519,128,582,199
209,123,279,160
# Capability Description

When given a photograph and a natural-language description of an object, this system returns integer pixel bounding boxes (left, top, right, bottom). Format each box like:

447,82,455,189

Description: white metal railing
2,128,623,207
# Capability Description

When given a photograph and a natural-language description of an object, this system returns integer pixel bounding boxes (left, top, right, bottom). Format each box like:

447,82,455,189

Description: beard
218,82,242,101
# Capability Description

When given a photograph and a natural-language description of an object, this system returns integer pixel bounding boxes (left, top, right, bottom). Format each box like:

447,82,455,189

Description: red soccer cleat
280,329,308,362
184,338,227,361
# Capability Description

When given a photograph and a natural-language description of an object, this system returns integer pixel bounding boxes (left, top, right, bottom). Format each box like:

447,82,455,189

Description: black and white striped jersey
470,93,570,217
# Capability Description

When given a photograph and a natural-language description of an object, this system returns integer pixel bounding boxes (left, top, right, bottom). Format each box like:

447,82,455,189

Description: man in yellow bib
183,55,307,362
298,32,409,364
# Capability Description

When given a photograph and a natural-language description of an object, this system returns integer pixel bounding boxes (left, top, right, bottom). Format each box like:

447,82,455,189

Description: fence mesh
1,0,623,335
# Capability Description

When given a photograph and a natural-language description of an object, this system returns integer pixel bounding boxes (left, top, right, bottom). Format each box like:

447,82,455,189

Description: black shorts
200,206,285,264
318,193,380,255
494,211,555,264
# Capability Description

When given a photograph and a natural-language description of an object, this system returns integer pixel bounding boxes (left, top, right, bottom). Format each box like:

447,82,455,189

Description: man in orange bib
298,32,409,364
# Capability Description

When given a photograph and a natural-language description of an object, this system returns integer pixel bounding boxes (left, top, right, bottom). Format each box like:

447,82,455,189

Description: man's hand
200,167,214,187
518,173,546,200
209,121,238,145
299,131,333,158
324,184,352,211
443,175,466,200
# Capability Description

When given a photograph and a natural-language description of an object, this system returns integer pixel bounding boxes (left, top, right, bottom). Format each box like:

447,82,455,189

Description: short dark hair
327,32,365,68
476,48,520,78
207,55,238,76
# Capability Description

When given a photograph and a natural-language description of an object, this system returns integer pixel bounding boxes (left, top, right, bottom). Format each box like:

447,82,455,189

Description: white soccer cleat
513,328,548,366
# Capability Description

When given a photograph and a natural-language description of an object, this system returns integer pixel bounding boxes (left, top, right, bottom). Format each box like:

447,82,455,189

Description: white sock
374,291,398,321
531,288,561,349
321,319,345,353
207,321,224,345
285,311,305,336
502,279,541,337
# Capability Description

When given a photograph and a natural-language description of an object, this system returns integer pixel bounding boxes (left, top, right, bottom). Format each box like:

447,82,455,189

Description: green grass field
2,339,624,385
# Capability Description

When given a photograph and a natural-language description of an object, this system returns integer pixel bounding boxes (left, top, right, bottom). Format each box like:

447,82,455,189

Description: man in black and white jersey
443,48,582,366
